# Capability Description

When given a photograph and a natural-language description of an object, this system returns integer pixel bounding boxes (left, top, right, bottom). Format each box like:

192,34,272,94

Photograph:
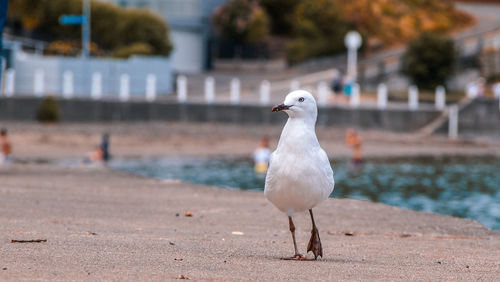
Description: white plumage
265,90,334,215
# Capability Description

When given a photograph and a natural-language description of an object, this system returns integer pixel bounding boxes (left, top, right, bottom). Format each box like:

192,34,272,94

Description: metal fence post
230,78,240,105
435,85,446,110
91,72,102,100
4,68,14,97
119,73,129,101
408,85,418,111
317,81,329,106
377,83,387,110
260,80,270,105
177,75,187,103
62,70,74,99
34,69,44,97
146,73,156,102
205,76,215,104
448,105,458,139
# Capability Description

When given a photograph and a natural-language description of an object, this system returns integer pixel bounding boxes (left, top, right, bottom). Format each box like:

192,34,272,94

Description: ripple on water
111,156,500,230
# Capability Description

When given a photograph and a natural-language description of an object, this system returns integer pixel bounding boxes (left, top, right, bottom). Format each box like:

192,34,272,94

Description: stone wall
436,98,500,138
0,97,447,132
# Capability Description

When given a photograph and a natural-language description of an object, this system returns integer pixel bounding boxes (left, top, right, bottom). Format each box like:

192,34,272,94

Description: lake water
111,156,500,230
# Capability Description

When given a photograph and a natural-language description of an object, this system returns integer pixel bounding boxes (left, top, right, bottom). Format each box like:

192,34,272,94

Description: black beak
272,104,291,112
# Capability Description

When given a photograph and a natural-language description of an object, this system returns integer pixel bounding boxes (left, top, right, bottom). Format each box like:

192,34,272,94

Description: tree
402,32,456,90
259,0,301,35
117,8,172,56
112,42,153,59
285,0,350,64
213,0,270,44
7,0,173,57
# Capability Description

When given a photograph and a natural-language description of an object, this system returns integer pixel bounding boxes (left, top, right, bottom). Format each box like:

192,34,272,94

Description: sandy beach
3,122,500,162
1,122,500,280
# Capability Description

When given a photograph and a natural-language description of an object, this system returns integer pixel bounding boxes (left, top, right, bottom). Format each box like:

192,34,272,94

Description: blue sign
59,15,86,25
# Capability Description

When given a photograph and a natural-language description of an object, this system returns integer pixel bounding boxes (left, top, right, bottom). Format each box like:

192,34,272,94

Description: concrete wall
0,97,442,132
436,98,500,138
13,53,173,97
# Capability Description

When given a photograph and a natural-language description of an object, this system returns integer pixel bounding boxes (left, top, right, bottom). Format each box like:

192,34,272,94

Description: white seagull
265,90,334,260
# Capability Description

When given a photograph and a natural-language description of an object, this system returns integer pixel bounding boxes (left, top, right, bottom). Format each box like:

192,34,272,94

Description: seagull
265,90,334,260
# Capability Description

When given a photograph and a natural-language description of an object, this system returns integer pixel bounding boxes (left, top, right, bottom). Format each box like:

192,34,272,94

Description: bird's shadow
264,255,369,264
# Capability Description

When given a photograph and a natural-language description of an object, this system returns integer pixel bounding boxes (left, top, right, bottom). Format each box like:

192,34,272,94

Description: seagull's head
272,90,317,121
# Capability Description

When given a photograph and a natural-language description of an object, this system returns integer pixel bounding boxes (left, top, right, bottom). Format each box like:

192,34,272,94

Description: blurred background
0,0,499,230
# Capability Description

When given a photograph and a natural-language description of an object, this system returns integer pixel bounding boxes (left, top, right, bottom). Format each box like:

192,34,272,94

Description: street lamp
344,31,362,81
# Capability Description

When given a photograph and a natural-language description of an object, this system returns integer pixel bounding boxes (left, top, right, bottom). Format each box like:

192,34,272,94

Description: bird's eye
298,97,305,102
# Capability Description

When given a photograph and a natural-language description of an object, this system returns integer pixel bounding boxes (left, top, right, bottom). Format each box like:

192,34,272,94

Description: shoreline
2,122,500,163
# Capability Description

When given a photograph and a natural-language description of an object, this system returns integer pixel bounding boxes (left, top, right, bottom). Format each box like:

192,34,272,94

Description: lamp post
82,0,90,58
344,31,362,82
59,0,90,58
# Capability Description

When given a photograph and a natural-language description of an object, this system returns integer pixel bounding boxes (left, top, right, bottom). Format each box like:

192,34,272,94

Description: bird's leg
307,209,323,260
281,216,306,260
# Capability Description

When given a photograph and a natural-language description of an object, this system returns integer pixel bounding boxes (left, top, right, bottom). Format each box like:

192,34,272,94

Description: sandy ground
0,163,499,281
3,122,500,163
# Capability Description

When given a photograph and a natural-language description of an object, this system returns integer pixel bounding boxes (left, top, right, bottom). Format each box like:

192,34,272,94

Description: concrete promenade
1,164,499,281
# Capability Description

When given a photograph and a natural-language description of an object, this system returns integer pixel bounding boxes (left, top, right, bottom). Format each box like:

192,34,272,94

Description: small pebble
184,212,193,217
169,242,175,245
178,274,189,279
2,267,7,270
175,213,180,217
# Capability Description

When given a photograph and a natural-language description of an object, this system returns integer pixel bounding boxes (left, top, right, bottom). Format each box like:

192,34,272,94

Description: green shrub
112,42,154,58
36,96,61,123
402,32,456,90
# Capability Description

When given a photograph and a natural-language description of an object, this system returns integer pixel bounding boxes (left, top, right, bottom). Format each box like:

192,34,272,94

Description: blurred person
345,129,363,166
343,75,354,97
100,132,111,163
253,136,271,174
83,133,110,166
84,146,104,166
330,72,343,95
466,80,478,99
0,128,12,164
492,81,500,99
91,146,104,164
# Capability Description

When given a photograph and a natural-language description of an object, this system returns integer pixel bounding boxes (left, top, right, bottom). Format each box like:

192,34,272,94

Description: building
104,0,227,73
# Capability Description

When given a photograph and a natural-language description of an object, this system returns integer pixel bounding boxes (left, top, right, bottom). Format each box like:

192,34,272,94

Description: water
111,156,500,230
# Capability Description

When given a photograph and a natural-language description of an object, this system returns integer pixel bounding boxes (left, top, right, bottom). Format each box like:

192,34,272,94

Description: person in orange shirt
0,128,12,164
345,129,363,165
